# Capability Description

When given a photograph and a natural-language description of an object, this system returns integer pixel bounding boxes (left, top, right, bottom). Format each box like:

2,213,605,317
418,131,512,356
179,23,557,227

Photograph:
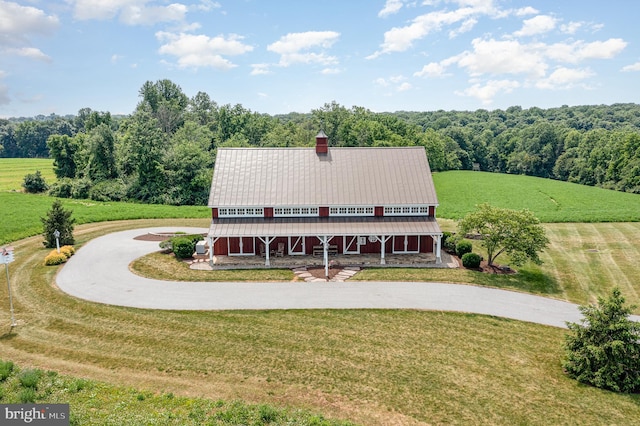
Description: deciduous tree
458,203,549,266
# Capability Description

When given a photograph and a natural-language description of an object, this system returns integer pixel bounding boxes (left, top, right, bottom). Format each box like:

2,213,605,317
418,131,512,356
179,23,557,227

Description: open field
433,170,640,222
1,221,639,425
2,163,640,424
0,192,208,245
0,158,55,191
0,359,352,426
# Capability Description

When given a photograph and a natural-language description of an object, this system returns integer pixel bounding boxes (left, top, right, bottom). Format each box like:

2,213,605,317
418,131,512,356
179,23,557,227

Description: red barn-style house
206,131,443,270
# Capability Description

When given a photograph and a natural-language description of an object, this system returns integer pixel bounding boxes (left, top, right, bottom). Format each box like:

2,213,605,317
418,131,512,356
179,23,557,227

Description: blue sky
1,0,639,118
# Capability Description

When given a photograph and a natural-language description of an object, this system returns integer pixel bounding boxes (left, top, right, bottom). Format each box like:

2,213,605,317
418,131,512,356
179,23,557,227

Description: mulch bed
306,266,344,280
449,253,516,275
133,234,169,242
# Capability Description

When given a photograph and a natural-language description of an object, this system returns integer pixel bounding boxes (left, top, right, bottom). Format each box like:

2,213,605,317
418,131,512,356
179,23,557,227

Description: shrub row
44,245,75,266
442,232,482,269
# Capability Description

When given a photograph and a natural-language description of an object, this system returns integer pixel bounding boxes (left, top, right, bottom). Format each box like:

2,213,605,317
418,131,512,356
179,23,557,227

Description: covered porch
206,216,445,273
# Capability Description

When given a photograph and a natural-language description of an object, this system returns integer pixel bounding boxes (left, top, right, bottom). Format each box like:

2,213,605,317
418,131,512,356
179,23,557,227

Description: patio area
191,250,458,270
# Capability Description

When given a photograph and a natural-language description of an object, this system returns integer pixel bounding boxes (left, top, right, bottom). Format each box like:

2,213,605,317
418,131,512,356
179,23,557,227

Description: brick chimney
315,130,328,154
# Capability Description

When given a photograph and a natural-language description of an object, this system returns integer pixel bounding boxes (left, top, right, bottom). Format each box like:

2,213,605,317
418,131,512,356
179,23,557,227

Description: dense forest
2,79,640,205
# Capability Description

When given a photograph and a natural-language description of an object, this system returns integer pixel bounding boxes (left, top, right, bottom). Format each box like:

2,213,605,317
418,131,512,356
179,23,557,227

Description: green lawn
3,222,640,425
434,170,640,222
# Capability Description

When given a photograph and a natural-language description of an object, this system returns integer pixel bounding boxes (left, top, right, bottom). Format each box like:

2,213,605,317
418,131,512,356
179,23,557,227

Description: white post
436,234,442,264
208,236,214,266
258,237,275,267
2,248,17,327
379,235,388,265
54,229,60,253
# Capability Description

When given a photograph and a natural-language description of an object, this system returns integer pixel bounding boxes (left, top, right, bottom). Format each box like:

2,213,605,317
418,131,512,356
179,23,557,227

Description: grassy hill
434,170,640,222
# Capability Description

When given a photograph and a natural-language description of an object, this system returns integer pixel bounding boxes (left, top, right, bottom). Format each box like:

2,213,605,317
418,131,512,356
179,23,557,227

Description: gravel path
55,227,613,329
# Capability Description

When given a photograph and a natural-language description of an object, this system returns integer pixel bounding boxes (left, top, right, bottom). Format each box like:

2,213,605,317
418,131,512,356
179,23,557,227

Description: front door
343,235,360,254
288,236,305,255
228,237,255,256
392,235,419,254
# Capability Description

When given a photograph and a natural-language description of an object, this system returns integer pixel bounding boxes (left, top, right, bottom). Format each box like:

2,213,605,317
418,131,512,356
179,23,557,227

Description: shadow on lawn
469,267,562,296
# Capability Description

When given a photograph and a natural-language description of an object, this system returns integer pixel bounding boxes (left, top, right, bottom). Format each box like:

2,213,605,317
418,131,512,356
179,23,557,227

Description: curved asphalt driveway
57,227,595,329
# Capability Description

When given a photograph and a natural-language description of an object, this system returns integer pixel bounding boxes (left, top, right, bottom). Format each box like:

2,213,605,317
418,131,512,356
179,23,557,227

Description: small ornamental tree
458,203,549,266
563,288,640,393
42,200,75,248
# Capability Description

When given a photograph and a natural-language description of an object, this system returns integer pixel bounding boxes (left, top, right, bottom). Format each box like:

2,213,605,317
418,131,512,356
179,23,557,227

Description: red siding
374,206,384,217
212,208,218,219
429,206,435,217
319,207,329,217
264,207,274,218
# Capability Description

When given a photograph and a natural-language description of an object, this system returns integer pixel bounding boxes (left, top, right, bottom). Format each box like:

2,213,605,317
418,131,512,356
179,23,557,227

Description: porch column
435,234,442,264
378,235,391,265
208,236,220,267
258,236,276,267
316,236,334,280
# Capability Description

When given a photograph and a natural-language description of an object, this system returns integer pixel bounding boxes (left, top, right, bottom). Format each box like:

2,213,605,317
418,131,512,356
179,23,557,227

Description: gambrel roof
208,146,438,207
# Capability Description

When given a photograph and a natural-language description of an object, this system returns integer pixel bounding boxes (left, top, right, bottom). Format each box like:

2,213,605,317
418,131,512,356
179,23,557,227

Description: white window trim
329,206,375,217
218,207,264,218
273,206,319,217
384,205,430,216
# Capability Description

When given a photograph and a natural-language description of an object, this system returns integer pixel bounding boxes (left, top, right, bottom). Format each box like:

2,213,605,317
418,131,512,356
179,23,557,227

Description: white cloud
0,1,59,40
514,6,538,16
268,31,340,67
321,68,341,75
156,32,253,70
71,0,187,25
378,0,404,17
250,63,271,75
560,21,582,35
545,38,627,63
621,62,640,72
449,18,477,38
513,15,557,37
7,47,52,62
414,62,448,77
457,79,520,104
193,0,221,12
456,38,548,78
535,67,594,89
397,82,412,91
0,0,58,64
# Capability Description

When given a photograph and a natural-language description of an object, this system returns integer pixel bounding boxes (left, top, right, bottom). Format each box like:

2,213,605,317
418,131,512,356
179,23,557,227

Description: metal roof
209,216,442,238
208,147,438,207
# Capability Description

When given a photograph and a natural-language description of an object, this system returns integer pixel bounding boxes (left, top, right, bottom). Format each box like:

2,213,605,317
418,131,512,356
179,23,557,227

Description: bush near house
171,234,203,259
455,240,473,257
461,252,482,268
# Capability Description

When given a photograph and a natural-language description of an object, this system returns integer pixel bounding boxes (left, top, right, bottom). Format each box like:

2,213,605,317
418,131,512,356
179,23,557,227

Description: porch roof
208,216,442,238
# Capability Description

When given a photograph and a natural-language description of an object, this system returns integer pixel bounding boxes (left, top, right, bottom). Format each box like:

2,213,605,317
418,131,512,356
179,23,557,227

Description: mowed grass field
1,221,639,425
0,158,56,191
434,170,640,222
2,160,640,424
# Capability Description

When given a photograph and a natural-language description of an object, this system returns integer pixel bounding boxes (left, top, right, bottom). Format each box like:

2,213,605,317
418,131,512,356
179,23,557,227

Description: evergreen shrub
461,252,482,268
455,240,473,257
171,235,201,259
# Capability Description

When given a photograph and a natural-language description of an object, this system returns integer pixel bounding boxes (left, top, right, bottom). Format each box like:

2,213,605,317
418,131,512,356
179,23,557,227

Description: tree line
2,79,640,205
